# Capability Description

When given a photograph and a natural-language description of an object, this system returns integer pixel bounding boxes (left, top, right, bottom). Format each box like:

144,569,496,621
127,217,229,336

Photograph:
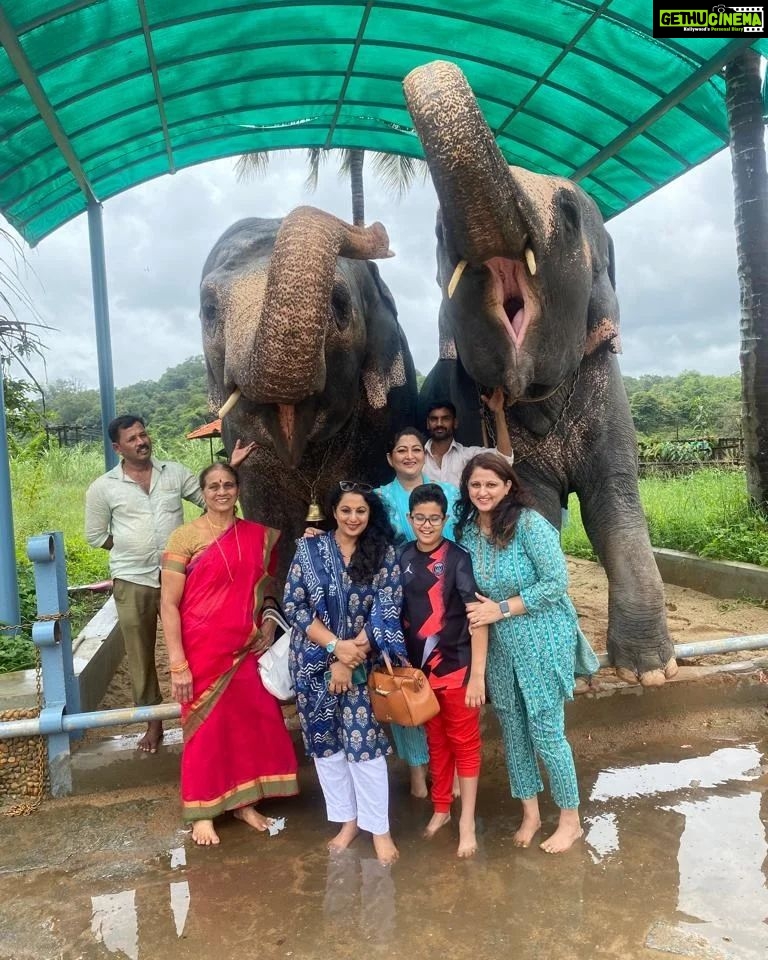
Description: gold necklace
206,515,241,581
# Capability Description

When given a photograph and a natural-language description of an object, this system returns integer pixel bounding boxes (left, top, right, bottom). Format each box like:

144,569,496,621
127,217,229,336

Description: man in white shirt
85,415,252,753
423,388,514,488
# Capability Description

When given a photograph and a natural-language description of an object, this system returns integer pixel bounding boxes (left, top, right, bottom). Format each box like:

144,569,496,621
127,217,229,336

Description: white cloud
5,147,745,390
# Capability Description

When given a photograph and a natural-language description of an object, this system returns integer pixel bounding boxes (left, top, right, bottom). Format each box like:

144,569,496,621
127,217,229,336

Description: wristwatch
499,600,513,619
326,638,338,654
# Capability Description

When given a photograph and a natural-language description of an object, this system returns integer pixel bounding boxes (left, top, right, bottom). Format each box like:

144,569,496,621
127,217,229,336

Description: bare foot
328,821,359,853
513,814,541,848
137,720,163,753
423,812,451,838
191,819,220,846
410,764,428,799
540,810,583,854
457,818,477,858
452,772,461,799
233,805,272,832
372,832,399,865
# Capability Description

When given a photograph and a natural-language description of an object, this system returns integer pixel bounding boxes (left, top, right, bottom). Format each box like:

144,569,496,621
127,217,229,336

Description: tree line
4,357,743,448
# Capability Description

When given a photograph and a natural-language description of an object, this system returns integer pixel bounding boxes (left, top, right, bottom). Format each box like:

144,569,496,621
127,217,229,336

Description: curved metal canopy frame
0,0,766,245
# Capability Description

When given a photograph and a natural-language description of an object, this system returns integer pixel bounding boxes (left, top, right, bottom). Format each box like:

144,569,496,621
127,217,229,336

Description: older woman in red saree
161,463,298,846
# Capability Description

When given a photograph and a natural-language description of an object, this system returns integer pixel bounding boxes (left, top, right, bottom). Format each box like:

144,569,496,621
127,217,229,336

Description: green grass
3,441,212,672
561,468,767,566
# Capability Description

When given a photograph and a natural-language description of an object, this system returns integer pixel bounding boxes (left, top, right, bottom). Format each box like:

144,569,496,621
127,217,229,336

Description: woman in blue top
376,428,458,545
458,452,599,855
375,428,459,798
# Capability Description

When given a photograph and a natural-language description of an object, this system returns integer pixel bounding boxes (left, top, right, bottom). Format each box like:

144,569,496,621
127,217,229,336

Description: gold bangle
170,660,189,674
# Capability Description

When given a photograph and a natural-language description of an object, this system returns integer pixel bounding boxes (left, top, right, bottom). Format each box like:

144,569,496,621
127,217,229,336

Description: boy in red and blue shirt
400,483,488,858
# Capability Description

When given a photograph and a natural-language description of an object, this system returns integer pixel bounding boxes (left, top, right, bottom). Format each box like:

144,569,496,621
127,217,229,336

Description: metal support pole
0,366,20,633
87,199,117,471
27,532,81,795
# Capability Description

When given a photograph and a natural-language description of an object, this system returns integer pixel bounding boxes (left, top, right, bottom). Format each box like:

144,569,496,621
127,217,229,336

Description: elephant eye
201,294,218,336
557,192,581,239
330,283,351,331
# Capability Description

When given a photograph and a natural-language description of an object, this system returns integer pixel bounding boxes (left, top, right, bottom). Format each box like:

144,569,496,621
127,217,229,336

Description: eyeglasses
410,514,445,526
339,481,373,493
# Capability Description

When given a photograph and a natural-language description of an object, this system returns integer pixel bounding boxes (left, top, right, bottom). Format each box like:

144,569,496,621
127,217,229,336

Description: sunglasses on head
339,481,373,493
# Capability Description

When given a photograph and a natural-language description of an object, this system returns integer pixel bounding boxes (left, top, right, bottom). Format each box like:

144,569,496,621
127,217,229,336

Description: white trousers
314,752,390,835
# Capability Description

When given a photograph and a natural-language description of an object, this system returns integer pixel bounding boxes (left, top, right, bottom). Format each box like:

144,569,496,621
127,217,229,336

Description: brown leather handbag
368,653,440,727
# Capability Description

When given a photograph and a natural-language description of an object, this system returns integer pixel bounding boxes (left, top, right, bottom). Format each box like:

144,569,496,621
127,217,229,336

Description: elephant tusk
524,246,537,276
447,259,468,299
217,388,242,418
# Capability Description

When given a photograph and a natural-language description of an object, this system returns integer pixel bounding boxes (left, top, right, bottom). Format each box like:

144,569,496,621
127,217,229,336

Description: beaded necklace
206,514,241,582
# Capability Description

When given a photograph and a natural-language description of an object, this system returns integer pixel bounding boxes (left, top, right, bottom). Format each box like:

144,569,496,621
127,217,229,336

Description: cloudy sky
5,144,741,392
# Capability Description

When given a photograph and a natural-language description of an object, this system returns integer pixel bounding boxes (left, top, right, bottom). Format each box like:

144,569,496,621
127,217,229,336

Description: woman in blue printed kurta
375,428,459,797
458,453,599,855
284,483,406,864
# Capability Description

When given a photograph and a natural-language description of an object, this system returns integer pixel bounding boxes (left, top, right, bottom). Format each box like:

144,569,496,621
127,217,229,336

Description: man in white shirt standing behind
85,415,252,753
423,387,514,488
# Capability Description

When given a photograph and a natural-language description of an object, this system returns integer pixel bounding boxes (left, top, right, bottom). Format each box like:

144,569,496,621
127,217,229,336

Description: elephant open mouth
448,253,535,350
486,255,532,348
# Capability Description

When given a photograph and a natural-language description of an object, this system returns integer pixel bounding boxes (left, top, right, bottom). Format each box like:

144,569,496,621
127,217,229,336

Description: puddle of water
90,890,138,960
5,737,768,960
584,811,619,862
590,745,762,802
667,791,768,960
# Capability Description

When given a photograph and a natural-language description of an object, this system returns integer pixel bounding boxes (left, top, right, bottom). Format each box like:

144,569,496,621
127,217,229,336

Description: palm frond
234,151,271,182
0,228,53,365
303,148,329,193
370,153,429,200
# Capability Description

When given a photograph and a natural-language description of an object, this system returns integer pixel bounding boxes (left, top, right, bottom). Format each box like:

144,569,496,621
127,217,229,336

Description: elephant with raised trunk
200,205,417,573
403,61,676,686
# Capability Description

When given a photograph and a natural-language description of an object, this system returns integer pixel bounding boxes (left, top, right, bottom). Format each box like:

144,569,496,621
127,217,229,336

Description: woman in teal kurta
457,452,598,854
374,428,459,797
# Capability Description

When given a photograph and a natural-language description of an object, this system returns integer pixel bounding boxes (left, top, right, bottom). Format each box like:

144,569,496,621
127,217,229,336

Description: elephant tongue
486,256,529,347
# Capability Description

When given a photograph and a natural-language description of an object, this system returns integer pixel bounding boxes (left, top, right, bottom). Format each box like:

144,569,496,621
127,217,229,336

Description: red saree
168,520,298,821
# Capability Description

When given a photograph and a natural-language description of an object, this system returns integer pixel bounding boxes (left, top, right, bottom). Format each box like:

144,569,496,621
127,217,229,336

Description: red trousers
425,685,482,813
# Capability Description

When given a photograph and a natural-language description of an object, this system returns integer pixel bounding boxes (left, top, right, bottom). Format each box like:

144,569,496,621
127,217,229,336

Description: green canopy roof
1,1,766,246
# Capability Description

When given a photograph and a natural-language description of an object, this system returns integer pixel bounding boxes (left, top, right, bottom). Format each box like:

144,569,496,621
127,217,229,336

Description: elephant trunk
248,206,393,404
403,61,527,263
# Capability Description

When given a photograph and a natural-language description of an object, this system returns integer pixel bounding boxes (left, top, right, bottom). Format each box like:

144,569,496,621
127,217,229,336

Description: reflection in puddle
169,846,186,869
584,812,619,863
323,853,396,940
590,746,762,802
668,792,768,960
170,880,190,938
91,889,138,960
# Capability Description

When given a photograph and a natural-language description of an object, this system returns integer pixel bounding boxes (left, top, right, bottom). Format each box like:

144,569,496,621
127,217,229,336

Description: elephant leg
579,475,677,685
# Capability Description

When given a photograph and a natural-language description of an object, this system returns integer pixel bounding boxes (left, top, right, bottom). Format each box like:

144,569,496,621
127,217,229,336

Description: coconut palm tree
234,147,427,226
725,49,768,512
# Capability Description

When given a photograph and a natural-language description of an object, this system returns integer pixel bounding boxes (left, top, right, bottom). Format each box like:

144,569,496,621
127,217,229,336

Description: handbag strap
380,651,395,676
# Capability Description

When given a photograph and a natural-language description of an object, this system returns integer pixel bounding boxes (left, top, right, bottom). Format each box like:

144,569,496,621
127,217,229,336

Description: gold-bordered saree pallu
165,520,298,822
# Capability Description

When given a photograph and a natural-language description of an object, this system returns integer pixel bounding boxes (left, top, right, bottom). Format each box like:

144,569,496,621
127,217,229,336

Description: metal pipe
0,366,20,632
0,701,180,740
87,199,117,471
596,634,768,668
2,634,768,741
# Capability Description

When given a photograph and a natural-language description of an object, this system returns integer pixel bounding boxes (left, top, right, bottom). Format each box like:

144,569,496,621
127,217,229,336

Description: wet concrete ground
2,692,768,960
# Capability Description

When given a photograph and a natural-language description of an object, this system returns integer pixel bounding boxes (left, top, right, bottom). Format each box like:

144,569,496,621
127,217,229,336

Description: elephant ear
359,261,413,410
585,231,621,355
